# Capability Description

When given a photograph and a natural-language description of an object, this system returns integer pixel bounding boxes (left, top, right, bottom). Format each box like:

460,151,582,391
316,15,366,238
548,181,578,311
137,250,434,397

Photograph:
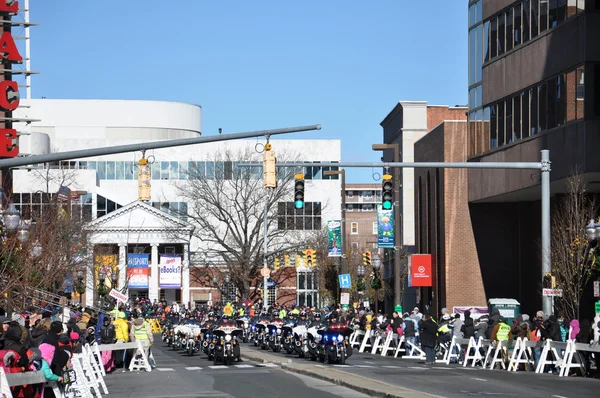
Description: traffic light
310,249,317,268
382,173,393,210
294,173,305,209
274,256,281,270
543,272,552,289
284,253,290,268
263,143,277,188
304,248,316,268
362,251,371,266
295,252,304,268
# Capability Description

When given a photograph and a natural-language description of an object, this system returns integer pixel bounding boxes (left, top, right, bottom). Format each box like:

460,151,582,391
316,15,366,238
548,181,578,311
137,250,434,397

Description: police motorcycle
210,316,243,365
292,312,311,358
316,321,353,365
304,313,324,361
281,315,298,355
266,317,284,352
253,316,270,350
236,315,251,343
181,321,202,357
201,313,218,357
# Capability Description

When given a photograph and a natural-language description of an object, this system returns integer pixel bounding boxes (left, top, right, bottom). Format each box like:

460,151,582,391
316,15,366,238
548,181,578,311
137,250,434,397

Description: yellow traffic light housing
274,256,281,270
284,253,291,268
263,147,277,188
363,251,372,266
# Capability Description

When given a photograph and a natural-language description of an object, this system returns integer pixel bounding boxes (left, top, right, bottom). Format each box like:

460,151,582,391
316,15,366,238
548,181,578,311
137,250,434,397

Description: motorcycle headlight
276,329,281,335
324,335,328,341
337,334,344,342
225,335,232,342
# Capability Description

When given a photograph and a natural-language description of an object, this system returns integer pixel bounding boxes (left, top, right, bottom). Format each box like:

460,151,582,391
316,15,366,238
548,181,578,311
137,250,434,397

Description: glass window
161,161,169,180
224,161,233,180
469,3,477,26
576,66,584,119
179,161,188,180
547,77,558,129
88,161,97,172
514,4,522,47
523,0,531,42
539,83,548,131
490,104,498,149
557,74,567,126
506,98,513,143
206,162,215,179
490,18,498,59
531,87,538,135
97,161,106,180
151,161,160,180
549,0,559,27
576,0,584,13
116,161,124,180
106,161,115,180
125,161,134,180
469,28,476,85
372,222,378,234
484,21,491,62
531,0,539,38
567,0,577,18
506,8,514,52
513,95,521,142
482,106,491,153
312,164,322,180
556,0,567,24
351,222,358,234
498,13,505,56
215,161,224,180
498,101,505,147
540,0,549,32
522,90,530,138
170,161,179,179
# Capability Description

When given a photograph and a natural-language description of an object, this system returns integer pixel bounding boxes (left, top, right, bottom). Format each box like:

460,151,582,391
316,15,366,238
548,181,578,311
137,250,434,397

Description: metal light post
357,265,366,302
324,169,347,304
98,270,106,308
372,253,382,314
372,144,402,312
585,219,600,315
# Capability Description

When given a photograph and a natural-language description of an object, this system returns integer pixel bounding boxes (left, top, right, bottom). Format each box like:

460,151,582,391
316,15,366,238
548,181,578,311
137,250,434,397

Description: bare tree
173,148,308,301
551,171,598,321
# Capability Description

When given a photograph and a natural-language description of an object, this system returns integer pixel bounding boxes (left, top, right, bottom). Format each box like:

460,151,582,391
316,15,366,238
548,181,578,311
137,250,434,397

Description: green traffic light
382,201,392,210
295,200,304,209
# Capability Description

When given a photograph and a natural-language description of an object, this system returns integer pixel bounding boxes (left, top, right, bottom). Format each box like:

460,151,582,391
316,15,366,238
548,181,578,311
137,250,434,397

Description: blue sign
267,281,275,287
338,274,351,289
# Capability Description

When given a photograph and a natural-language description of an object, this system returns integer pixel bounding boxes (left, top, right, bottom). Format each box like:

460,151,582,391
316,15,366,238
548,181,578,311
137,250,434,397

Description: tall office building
466,0,599,314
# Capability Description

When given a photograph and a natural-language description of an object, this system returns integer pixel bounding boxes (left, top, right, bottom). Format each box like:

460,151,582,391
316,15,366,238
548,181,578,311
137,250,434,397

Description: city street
242,345,599,398
102,341,372,398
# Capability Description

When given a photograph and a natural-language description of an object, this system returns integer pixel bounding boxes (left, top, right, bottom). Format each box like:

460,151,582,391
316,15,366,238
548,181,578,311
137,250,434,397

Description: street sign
394,305,403,314
340,292,350,305
260,267,270,277
267,281,275,287
594,281,599,298
595,301,600,314
109,289,127,303
338,274,351,289
542,288,563,297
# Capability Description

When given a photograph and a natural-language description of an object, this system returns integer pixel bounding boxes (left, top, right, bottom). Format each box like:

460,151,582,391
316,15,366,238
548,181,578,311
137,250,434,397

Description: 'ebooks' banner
159,255,182,289
127,254,149,289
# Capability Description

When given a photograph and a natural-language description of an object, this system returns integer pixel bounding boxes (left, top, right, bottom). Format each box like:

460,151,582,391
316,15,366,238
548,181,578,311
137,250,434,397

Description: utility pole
324,169,346,305
372,144,402,312
262,140,277,310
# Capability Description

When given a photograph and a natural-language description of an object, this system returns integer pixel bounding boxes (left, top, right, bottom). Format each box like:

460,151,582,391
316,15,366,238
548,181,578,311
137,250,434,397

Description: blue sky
30,1,467,183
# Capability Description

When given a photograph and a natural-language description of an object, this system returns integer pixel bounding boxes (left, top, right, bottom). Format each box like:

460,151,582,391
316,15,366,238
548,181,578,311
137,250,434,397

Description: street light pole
372,144,402,312
324,169,347,305
263,190,271,310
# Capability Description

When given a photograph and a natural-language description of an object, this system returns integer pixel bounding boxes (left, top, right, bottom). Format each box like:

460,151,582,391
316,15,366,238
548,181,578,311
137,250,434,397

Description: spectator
38,343,63,383
418,313,437,365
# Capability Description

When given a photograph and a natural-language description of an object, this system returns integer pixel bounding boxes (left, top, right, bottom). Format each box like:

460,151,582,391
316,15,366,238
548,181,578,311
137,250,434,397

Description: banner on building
127,253,149,289
159,255,182,289
327,220,343,257
408,254,433,287
95,255,117,290
376,204,395,249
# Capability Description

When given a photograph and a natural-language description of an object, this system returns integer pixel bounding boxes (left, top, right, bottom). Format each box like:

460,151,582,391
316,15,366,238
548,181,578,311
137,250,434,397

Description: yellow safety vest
496,323,511,341
134,321,149,341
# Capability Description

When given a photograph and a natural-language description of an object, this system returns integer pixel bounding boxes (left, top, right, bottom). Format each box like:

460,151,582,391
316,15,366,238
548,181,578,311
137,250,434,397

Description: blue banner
377,204,395,248
128,254,149,289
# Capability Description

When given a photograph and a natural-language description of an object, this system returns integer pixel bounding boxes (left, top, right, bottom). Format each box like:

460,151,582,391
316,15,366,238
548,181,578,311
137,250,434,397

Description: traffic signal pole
240,150,553,316
263,189,271,310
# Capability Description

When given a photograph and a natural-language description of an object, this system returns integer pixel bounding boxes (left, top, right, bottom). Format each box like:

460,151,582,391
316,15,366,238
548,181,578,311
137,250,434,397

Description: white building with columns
12,99,341,308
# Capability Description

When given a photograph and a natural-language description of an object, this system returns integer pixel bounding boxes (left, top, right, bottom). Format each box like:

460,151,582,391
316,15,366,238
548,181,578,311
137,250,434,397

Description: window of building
498,101,505,147
297,272,317,307
151,202,188,221
222,282,237,303
514,4,522,47
351,222,358,234
347,204,354,212
540,0,549,32
96,195,122,219
530,87,538,135
351,242,359,250
577,66,585,119
347,191,354,198
531,0,539,38
497,13,505,56
277,201,321,231
522,90,530,138
490,104,498,149
372,222,378,234
506,8,514,52
490,18,498,59
361,191,373,199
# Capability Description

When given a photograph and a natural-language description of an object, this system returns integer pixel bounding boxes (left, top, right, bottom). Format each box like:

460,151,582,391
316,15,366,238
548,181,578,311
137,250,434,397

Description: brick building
414,121,487,314
344,183,382,255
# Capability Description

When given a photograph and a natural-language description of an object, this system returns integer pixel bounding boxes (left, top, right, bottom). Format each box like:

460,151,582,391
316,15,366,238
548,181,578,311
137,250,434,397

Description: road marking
433,366,452,369
156,367,175,371
470,377,487,382
408,366,428,370
333,364,351,367
552,396,569,398
381,365,402,369
185,366,202,370
256,363,279,367
208,365,229,369
235,364,255,368
364,361,375,364
354,365,375,368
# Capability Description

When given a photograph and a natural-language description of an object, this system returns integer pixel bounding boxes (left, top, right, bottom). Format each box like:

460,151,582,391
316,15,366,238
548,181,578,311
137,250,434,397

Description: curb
279,364,444,398
241,350,293,364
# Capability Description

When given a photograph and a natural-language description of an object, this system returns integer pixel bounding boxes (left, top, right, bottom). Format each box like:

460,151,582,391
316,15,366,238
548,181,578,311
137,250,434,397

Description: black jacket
419,319,438,348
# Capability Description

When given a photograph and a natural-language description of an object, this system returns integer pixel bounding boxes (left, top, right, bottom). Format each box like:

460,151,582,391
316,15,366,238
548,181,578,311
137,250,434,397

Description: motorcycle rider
308,313,323,328
296,311,310,327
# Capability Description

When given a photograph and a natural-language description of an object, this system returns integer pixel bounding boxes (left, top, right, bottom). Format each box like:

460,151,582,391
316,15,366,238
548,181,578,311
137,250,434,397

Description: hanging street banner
159,254,182,289
127,253,150,289
327,220,343,257
377,204,395,248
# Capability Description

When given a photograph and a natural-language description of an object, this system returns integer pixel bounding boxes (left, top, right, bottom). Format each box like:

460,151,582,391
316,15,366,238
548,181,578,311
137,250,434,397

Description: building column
118,244,127,294
182,244,190,309
149,243,159,302
85,262,94,308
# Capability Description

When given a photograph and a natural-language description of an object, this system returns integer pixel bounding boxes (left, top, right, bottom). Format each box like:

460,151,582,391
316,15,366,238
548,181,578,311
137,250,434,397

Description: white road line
333,364,352,367
156,367,175,371
235,364,255,368
433,367,453,370
381,365,402,369
470,377,487,382
208,365,229,369
256,363,279,367
552,396,569,398
408,366,428,370
364,361,375,364
354,365,375,368
185,366,202,370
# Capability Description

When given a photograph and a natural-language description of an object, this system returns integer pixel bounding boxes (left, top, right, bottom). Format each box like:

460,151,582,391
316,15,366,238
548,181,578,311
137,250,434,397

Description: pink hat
38,343,55,364
70,332,79,340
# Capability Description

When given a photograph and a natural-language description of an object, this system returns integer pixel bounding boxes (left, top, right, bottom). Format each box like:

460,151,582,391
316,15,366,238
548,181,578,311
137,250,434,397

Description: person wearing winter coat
569,319,580,341
38,343,63,383
576,319,592,376
418,313,438,365
461,311,475,339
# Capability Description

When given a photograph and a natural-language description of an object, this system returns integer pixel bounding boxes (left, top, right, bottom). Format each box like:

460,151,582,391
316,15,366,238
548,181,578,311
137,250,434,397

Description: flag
57,185,70,202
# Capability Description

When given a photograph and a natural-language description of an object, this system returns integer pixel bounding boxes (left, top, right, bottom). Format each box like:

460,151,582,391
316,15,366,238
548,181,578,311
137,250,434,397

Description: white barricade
89,343,106,376
559,341,600,377
70,354,98,398
96,340,152,372
349,330,364,349
535,340,567,374
508,337,536,371
358,330,374,353
380,332,397,357
0,368,63,398
81,345,108,395
443,336,469,364
486,340,512,370
464,337,491,367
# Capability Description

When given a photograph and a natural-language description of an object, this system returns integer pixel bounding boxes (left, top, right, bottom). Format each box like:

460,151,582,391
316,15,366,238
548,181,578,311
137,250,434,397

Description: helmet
442,314,451,321
313,313,321,318
300,311,307,317
208,312,215,318
222,314,231,320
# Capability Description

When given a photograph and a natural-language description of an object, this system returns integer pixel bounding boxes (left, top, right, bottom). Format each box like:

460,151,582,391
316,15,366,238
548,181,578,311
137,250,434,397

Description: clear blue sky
30,0,467,183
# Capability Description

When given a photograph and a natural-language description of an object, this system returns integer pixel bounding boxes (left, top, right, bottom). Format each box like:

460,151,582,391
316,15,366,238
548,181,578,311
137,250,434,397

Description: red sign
0,1,22,158
260,267,271,277
409,254,433,287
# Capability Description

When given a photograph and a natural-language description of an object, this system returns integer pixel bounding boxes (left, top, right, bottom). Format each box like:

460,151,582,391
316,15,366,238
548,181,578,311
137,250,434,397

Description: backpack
404,320,415,336
100,324,115,344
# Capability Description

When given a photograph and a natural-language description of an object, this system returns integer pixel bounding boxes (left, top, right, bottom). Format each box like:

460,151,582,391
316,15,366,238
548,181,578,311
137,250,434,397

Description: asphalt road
244,343,600,398
103,341,372,398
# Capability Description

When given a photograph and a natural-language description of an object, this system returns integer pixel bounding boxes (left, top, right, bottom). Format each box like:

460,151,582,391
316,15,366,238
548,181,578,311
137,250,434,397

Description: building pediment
84,200,195,233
